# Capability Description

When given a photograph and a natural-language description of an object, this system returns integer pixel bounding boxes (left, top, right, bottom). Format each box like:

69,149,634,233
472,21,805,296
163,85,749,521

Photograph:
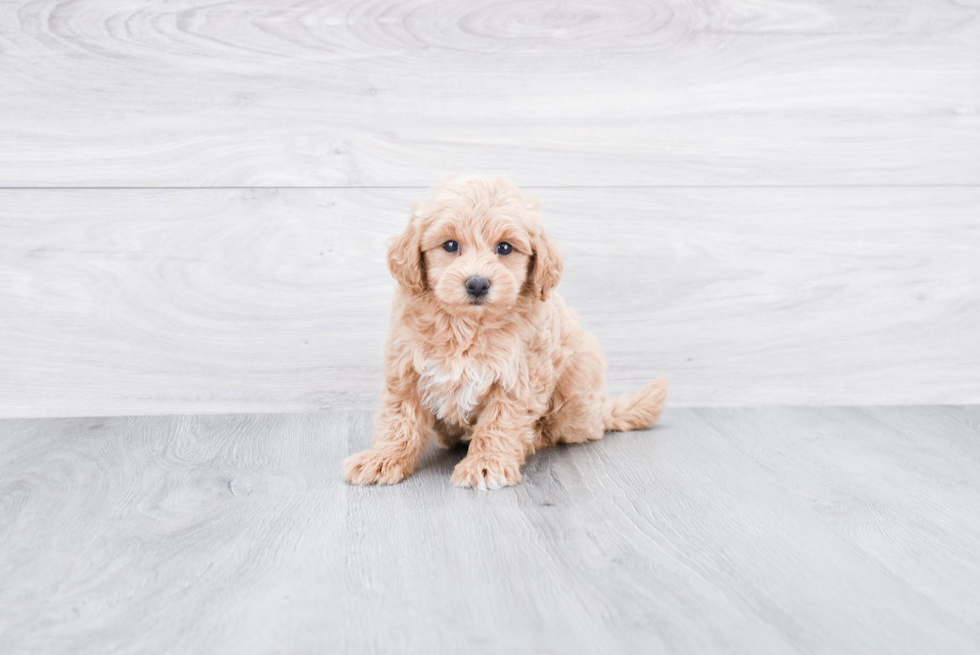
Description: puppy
344,176,667,490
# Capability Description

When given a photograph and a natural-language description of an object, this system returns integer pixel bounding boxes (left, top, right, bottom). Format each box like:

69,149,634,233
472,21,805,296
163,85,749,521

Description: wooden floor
2,406,979,654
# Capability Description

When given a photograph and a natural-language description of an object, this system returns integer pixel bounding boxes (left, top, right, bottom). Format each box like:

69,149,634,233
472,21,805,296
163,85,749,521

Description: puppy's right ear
387,209,425,295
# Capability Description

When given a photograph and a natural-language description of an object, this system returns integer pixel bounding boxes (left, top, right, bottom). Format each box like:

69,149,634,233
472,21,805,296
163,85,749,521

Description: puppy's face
387,176,563,314
422,215,532,311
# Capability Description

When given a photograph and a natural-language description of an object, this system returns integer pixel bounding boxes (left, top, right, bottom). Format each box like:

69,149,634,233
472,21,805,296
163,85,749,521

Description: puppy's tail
603,377,667,432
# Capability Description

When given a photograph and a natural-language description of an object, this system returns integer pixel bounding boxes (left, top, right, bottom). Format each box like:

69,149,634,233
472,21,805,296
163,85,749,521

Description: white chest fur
418,357,494,425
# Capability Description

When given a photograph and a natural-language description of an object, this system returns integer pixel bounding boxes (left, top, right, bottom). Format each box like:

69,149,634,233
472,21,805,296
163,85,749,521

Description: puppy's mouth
467,297,487,306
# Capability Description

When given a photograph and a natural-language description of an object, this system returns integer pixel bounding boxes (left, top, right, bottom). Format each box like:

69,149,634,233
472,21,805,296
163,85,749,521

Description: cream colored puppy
344,176,666,490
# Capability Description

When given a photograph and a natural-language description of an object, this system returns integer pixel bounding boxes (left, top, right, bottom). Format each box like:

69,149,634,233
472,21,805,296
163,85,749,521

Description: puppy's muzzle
465,276,490,299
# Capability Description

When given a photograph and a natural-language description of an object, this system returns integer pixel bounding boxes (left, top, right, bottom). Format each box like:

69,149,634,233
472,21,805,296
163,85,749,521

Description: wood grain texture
1,0,978,186
1,407,979,654
2,186,978,417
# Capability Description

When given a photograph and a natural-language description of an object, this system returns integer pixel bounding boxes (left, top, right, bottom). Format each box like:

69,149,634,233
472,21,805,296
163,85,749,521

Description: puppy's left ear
530,228,563,302
387,209,426,295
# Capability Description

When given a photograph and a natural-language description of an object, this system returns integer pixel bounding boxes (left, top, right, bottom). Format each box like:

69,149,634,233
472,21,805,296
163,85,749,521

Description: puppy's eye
443,240,459,253
496,242,513,256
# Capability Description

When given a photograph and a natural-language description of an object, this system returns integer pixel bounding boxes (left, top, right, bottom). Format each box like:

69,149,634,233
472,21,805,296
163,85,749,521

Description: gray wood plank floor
2,406,978,654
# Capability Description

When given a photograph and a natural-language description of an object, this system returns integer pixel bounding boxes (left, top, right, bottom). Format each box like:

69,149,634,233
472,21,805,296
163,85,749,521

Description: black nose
465,276,490,298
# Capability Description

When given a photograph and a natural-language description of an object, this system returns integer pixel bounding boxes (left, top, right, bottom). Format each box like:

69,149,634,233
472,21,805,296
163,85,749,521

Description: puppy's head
388,176,562,313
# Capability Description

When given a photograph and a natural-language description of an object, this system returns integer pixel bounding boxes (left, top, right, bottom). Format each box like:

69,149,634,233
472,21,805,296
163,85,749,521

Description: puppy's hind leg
543,333,607,445
545,391,607,445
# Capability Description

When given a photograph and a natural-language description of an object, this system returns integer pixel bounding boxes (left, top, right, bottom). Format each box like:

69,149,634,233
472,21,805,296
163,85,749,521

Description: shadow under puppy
344,176,667,490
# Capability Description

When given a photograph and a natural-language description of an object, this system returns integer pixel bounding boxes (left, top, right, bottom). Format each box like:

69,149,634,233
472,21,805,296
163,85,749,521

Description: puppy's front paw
343,449,413,486
451,455,522,490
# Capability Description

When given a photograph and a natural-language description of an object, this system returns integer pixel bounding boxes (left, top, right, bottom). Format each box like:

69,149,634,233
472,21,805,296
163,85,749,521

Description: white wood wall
1,0,978,417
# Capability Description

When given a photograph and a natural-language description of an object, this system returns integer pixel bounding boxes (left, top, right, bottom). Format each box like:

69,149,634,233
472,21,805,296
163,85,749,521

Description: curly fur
343,175,667,490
